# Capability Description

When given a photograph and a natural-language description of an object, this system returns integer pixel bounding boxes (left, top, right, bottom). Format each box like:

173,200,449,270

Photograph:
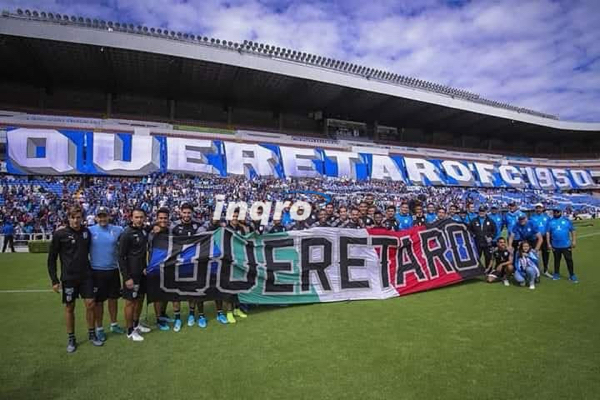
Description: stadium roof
1,9,600,145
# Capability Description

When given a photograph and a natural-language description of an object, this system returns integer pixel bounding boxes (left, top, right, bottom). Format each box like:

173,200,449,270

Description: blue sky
2,0,599,122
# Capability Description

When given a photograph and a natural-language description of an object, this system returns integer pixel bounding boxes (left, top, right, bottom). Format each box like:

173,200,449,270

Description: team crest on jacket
83,232,88,239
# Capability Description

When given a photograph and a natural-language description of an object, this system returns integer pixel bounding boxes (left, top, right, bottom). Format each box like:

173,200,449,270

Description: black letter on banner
301,237,332,292
371,237,397,288
396,236,426,286
444,224,479,270
162,234,211,294
219,229,257,291
419,229,454,278
340,236,370,289
264,238,295,293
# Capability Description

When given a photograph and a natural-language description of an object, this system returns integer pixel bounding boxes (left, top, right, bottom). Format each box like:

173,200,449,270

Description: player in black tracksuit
119,208,150,340
469,207,497,272
172,203,205,329
47,206,103,353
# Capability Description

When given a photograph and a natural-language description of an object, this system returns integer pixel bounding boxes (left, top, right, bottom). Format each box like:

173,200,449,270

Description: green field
1,222,599,400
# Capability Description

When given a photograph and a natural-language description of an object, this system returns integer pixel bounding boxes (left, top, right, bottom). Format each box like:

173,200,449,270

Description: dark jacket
469,216,497,248
118,225,149,281
172,219,203,236
47,226,91,285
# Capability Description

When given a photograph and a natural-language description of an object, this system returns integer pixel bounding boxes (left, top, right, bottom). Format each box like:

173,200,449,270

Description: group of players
46,196,577,353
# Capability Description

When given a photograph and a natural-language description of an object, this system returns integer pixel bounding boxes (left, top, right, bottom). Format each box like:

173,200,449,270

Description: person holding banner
448,205,461,222
547,208,578,283
413,204,426,226
48,206,103,353
514,241,540,290
436,207,446,221
171,203,205,328
395,203,413,230
425,203,437,223
225,211,249,323
119,208,152,342
346,208,364,229
383,206,400,231
530,203,552,278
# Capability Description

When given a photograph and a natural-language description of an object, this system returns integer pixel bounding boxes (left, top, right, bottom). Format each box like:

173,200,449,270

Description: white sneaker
135,324,151,333
127,330,144,342
503,279,510,287
529,283,536,290
543,271,553,278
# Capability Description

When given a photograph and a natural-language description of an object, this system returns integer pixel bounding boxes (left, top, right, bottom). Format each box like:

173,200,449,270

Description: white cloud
1,0,599,121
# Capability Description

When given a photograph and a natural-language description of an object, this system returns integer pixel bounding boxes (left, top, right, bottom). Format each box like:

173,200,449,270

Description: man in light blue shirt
425,203,437,224
395,202,413,230
487,205,505,243
547,208,578,283
505,202,526,234
89,207,125,340
530,203,552,277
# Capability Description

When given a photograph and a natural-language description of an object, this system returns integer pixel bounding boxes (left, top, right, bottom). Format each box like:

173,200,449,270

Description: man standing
89,207,125,341
508,215,543,254
467,203,478,224
171,203,203,330
346,208,364,229
412,204,426,227
2,218,15,253
436,207,446,221
448,205,461,222
487,206,505,244
119,208,152,342
48,206,103,353
395,202,413,230
425,203,437,224
469,206,497,272
547,208,578,283
530,203,552,278
383,206,400,231
505,202,525,234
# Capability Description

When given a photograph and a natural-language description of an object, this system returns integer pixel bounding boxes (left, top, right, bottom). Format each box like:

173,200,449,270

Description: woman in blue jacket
514,241,540,290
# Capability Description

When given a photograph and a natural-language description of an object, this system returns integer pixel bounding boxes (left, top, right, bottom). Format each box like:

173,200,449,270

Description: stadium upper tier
1,9,600,158
1,111,599,179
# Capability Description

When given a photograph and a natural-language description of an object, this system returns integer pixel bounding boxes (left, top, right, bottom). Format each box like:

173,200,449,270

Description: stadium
1,6,600,400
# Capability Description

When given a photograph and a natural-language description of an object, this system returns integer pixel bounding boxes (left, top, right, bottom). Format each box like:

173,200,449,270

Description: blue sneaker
96,328,107,342
110,324,125,334
187,314,195,327
216,312,228,324
173,319,182,332
197,315,207,328
157,321,170,331
552,273,561,280
569,274,579,283
159,315,174,323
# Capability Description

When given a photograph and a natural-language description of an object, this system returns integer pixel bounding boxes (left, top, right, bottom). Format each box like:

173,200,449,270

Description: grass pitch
1,221,599,400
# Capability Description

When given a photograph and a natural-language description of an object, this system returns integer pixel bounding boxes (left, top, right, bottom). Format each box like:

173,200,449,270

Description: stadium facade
0,9,599,185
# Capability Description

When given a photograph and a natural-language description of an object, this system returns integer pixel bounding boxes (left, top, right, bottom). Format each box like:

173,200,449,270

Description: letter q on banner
92,132,160,175
7,128,78,174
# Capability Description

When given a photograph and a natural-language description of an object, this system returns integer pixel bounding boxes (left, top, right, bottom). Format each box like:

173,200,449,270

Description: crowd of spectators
0,174,597,238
